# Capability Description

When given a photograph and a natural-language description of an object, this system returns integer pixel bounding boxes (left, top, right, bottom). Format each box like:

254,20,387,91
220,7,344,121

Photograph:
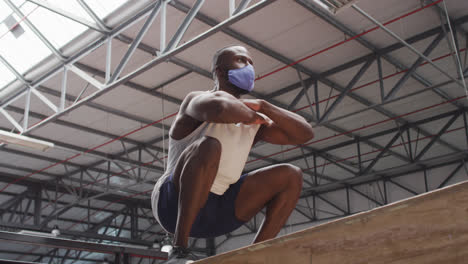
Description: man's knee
279,164,303,191
194,136,221,160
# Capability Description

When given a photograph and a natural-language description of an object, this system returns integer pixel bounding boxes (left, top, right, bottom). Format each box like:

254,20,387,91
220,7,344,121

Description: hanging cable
162,85,166,172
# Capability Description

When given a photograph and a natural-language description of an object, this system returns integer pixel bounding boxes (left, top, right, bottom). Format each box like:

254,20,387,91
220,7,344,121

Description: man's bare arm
185,91,268,125
243,99,314,145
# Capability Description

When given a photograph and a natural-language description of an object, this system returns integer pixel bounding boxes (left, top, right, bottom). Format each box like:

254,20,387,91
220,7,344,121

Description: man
151,45,314,263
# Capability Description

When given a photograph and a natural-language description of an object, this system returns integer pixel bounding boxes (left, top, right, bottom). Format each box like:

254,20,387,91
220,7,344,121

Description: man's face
222,46,254,71
217,46,254,94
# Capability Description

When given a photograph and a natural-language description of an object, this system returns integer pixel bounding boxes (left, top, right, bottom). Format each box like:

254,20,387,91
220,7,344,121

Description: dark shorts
157,174,248,238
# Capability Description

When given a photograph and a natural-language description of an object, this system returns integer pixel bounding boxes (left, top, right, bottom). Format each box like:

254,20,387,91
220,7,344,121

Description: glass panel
0,1,13,22
42,0,95,22
22,1,88,49
0,63,16,91
83,0,128,19
0,12,52,74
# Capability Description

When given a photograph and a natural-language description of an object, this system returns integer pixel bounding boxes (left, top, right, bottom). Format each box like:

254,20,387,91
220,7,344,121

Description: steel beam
319,58,374,123
385,31,446,100
25,0,106,33
278,109,462,172
76,0,111,32
0,189,29,215
164,0,205,52
0,249,100,263
414,111,461,161
351,4,464,89
295,0,465,110
109,1,162,83
438,161,465,189
232,0,253,16
0,230,167,259
361,129,404,175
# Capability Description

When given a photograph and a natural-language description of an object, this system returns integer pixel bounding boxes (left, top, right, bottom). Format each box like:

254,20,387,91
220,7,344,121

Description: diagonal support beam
361,129,404,175
164,0,205,52
90,206,128,233
25,0,106,33
109,0,163,83
0,189,29,215
31,88,58,113
437,161,465,189
351,4,465,89
319,58,374,123
414,112,461,161
67,65,103,90
76,0,111,32
16,0,275,136
385,31,446,101
0,108,23,133
232,0,253,16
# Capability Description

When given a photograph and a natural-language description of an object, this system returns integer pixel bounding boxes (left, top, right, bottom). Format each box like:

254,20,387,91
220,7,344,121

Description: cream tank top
151,120,260,225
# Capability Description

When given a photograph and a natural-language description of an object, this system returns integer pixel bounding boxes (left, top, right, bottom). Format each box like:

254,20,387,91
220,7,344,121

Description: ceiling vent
312,0,360,13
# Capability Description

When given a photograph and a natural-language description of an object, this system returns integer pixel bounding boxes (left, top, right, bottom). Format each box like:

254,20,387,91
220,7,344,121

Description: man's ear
216,66,227,80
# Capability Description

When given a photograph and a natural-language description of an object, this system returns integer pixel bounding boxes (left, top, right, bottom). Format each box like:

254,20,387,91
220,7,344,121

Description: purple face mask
227,64,255,92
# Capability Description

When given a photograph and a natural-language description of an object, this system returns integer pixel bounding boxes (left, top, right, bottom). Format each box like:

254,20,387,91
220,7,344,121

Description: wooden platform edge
195,180,468,264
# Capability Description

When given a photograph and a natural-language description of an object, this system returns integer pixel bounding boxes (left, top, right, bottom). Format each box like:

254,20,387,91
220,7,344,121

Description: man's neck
218,84,242,98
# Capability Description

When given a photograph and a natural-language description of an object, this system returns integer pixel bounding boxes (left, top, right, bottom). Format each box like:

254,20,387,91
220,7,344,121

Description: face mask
227,64,255,92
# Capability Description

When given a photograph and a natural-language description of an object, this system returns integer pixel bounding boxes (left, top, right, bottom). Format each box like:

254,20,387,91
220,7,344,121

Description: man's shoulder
184,90,209,101
179,90,212,113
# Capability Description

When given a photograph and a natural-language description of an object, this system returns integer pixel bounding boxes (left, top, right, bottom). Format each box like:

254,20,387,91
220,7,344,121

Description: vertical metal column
160,0,167,52
105,39,112,83
60,67,67,112
377,55,385,102
33,185,42,226
206,237,216,256
356,137,362,173
131,205,138,239
424,169,429,192
23,88,31,130
464,110,468,149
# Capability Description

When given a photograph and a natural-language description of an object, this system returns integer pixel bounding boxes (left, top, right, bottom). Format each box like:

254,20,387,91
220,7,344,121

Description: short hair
211,45,244,88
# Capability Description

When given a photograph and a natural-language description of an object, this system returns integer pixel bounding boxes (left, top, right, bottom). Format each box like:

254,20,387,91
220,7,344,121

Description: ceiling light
160,233,173,253
51,225,60,236
0,130,54,151
18,230,56,238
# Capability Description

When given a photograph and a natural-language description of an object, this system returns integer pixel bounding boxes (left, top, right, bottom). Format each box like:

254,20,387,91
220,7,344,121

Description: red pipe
294,48,467,113
254,0,443,81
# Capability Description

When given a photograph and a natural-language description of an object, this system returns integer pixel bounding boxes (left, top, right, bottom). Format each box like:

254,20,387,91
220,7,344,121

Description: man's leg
234,164,303,243
171,136,221,248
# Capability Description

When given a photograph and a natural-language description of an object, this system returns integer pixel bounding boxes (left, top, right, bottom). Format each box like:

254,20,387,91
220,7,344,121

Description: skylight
0,0,128,96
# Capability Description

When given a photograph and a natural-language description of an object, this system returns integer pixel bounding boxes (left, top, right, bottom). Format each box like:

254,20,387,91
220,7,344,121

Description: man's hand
244,112,272,125
240,99,264,112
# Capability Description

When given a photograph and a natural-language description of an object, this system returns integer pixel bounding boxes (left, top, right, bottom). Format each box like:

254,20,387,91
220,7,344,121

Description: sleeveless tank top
151,120,260,224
